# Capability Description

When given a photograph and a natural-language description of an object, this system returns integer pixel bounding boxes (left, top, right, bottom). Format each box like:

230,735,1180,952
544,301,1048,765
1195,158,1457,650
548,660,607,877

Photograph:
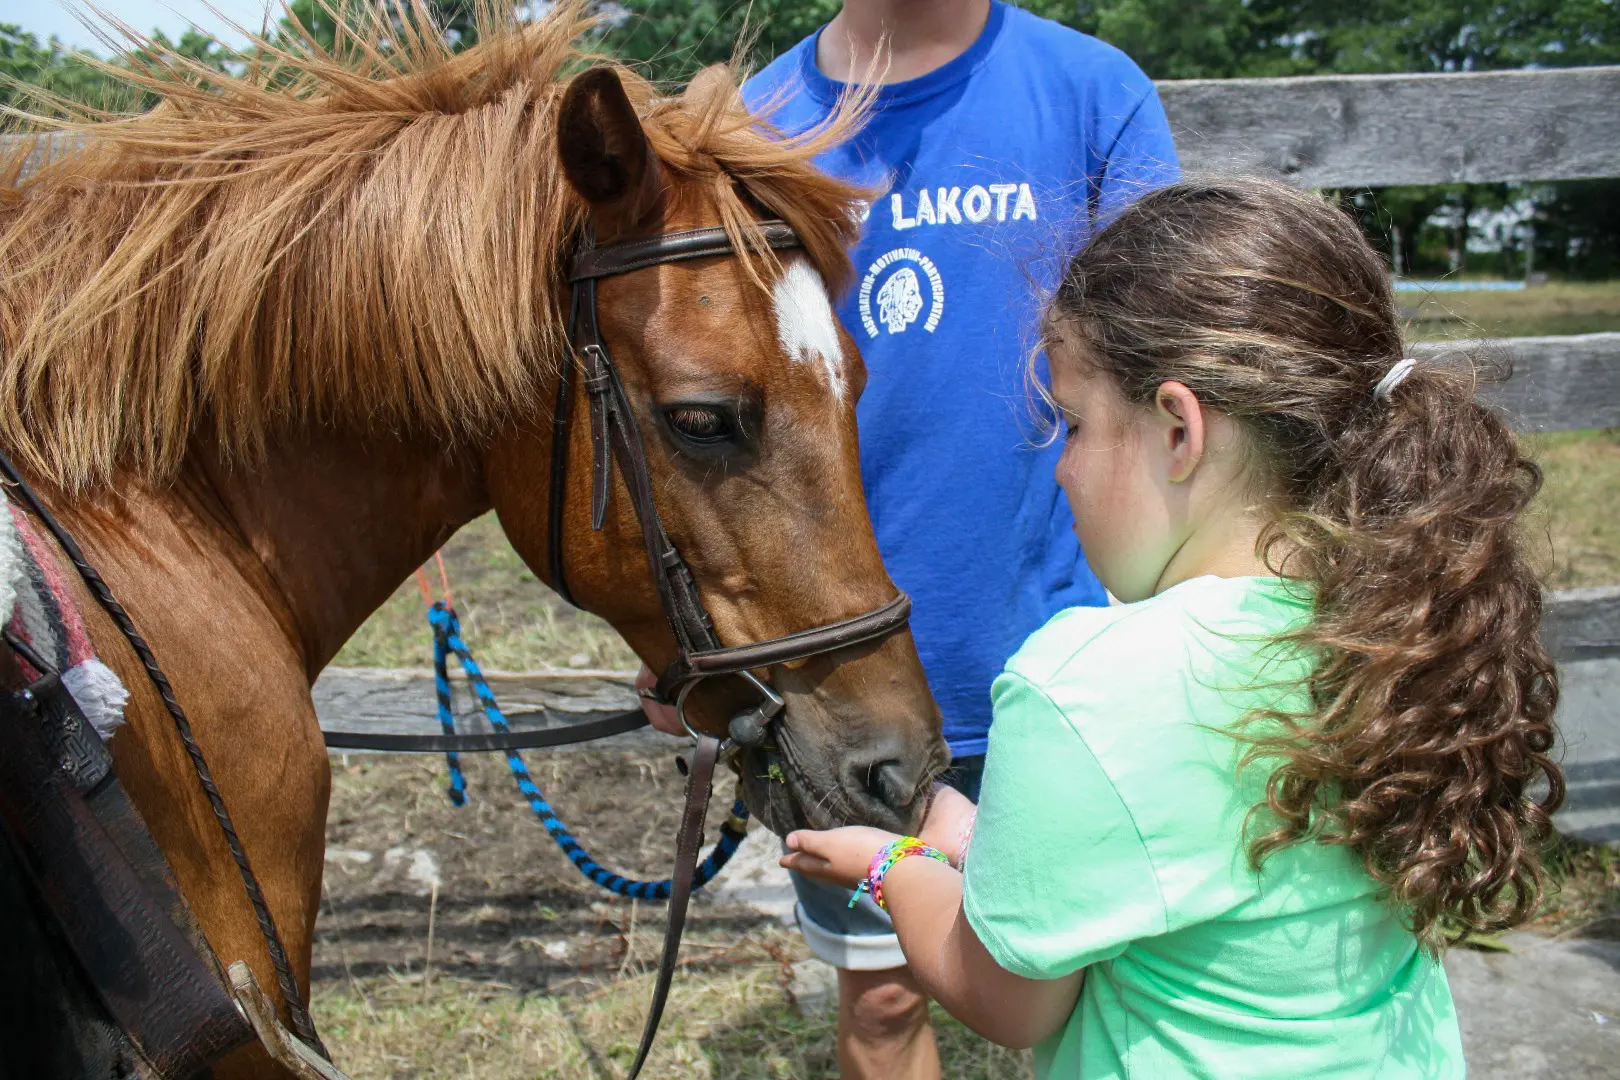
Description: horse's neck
178,429,491,677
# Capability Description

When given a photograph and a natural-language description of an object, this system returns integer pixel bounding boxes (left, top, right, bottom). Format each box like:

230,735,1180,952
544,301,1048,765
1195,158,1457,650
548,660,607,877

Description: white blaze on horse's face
772,257,846,402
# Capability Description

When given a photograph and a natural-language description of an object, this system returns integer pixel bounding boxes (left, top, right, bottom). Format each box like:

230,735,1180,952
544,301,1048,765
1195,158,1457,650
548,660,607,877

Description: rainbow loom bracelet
848,837,950,910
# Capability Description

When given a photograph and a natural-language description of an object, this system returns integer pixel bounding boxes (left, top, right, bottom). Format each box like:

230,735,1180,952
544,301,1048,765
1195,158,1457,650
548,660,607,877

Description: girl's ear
1155,381,1205,483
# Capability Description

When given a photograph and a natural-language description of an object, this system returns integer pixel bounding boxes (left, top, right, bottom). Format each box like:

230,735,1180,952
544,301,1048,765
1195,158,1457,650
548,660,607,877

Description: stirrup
228,963,353,1080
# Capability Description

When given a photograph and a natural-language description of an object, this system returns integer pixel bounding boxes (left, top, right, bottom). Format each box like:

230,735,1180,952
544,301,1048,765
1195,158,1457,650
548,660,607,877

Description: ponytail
1257,360,1560,943
1049,178,1563,944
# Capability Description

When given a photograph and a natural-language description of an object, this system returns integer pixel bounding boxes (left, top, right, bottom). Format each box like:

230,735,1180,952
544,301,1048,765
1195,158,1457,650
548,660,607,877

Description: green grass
1524,428,1620,590
334,513,638,672
1403,280,1620,341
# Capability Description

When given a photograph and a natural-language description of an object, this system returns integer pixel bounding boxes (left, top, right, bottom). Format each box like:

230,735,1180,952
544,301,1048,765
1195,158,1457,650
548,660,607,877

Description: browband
569,221,802,282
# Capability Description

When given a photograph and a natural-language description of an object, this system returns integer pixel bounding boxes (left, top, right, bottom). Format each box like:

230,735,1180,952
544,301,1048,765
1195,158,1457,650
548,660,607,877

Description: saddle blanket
1,498,128,740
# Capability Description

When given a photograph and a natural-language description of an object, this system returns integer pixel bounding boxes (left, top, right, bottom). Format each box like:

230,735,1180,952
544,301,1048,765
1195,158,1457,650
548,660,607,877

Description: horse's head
484,69,946,833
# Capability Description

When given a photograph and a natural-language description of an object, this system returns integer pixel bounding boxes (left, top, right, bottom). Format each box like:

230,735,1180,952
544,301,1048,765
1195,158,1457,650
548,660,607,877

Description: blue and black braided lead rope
427,602,748,900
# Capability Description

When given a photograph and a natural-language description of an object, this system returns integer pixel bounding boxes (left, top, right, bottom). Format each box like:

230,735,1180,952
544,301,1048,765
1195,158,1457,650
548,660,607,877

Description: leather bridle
548,219,916,1079
549,219,914,740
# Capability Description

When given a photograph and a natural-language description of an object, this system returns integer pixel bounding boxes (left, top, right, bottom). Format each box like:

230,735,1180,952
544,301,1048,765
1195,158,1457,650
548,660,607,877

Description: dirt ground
316,749,773,995
312,751,1038,1078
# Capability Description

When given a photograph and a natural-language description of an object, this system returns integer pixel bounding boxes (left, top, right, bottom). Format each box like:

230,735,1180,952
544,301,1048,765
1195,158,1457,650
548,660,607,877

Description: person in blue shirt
644,2,1177,1075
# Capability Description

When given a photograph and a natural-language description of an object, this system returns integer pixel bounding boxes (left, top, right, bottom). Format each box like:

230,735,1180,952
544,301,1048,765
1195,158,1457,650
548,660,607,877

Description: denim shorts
790,754,985,971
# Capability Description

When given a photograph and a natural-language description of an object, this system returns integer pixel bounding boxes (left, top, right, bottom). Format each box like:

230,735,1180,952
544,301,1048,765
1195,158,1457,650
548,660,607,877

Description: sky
6,1,279,54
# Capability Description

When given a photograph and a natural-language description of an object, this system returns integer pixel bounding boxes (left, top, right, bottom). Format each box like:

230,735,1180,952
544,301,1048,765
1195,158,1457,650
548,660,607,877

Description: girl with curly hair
782,177,1562,1078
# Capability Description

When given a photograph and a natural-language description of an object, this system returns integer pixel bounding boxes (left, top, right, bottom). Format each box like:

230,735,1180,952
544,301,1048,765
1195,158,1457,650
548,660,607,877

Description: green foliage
277,0,483,54
1532,179,1620,279
603,0,841,85
0,24,121,112
1,22,236,117
1057,0,1620,80
1034,0,1620,280
6,2,1615,277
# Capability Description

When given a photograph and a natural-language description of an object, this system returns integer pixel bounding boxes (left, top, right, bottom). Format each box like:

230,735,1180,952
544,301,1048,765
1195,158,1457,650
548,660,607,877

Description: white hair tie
1373,357,1418,403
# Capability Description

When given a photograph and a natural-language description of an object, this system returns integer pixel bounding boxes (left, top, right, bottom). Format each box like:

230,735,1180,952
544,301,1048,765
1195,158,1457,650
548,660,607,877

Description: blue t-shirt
744,2,1179,755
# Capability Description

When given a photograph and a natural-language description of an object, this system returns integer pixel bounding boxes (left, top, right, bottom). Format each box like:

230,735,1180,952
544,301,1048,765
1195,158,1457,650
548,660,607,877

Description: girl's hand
779,826,899,890
918,784,978,868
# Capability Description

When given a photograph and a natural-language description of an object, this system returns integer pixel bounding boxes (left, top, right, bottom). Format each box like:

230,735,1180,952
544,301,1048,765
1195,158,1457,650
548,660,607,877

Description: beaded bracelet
848,836,950,911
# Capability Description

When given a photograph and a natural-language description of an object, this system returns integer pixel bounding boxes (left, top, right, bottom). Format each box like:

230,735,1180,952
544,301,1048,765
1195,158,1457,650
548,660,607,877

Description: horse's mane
0,1,868,489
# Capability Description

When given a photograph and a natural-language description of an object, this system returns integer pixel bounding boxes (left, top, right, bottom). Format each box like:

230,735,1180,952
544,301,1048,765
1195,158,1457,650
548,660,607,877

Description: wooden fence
7,65,1620,837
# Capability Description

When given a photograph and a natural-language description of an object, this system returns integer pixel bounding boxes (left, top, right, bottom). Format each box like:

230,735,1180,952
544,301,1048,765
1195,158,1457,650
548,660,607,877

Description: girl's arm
782,827,1083,1049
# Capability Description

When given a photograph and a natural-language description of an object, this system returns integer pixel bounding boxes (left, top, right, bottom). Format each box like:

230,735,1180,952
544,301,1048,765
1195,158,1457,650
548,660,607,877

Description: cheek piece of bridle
551,219,913,1078
550,218,913,729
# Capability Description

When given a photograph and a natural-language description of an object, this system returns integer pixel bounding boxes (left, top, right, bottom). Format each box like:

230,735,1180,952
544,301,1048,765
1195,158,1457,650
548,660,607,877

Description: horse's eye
665,405,736,444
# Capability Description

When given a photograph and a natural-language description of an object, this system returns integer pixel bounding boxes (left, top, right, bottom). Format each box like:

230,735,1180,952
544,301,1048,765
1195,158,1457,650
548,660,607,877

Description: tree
604,0,841,85
1047,0,1618,279
277,0,484,54
0,25,123,112
2,22,238,117
1049,0,1620,80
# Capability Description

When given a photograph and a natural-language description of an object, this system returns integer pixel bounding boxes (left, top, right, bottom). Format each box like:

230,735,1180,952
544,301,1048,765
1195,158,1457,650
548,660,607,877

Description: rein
549,219,915,1077
553,220,914,716
426,600,750,901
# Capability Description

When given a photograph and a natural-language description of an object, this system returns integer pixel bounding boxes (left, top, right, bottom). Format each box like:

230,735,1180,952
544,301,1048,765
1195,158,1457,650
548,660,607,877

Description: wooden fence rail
1163,66,1620,187
7,67,1620,188
311,582,1620,748
1431,332,1620,433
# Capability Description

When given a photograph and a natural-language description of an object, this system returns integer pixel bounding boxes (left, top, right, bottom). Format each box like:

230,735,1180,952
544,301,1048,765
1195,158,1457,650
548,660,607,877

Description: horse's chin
729,744,843,836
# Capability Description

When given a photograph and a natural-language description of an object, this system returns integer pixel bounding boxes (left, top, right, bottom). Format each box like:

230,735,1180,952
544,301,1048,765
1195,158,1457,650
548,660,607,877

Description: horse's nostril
866,760,912,810
843,741,924,827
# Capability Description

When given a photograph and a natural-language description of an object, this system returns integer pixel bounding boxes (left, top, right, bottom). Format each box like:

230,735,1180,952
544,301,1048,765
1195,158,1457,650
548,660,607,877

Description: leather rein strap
552,221,915,1078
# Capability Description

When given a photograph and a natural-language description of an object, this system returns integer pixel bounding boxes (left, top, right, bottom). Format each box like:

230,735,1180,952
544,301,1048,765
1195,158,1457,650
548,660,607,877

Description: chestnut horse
0,5,945,1075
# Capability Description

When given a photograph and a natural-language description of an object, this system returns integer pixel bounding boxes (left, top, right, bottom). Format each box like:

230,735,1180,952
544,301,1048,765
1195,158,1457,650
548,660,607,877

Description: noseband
548,219,911,740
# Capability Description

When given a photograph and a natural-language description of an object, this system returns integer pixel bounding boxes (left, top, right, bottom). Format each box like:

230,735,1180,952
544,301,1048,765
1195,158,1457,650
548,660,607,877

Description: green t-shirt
962,575,1463,1079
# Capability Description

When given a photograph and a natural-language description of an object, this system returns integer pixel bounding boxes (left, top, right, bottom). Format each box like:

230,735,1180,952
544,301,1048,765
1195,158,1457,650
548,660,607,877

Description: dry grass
1524,428,1620,590
1531,835,1620,941
313,938,1034,1080
339,280,1620,669
339,441,1620,669
313,755,1033,1079
333,513,637,671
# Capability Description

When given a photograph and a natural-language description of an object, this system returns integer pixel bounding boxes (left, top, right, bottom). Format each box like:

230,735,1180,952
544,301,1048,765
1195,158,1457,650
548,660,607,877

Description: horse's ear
558,68,663,231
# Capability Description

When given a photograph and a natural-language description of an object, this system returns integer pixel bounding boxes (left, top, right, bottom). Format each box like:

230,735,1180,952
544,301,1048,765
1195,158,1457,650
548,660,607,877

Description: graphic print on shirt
858,247,944,338
853,181,1041,339
739,0,1184,755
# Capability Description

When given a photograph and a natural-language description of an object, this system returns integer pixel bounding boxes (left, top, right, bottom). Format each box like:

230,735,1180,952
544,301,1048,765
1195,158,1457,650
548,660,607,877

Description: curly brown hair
1047,177,1563,945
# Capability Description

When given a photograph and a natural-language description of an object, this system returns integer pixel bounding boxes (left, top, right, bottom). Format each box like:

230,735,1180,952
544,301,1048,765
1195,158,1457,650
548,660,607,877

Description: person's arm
787,667,1168,1050
885,856,1083,1047
781,825,1082,1048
